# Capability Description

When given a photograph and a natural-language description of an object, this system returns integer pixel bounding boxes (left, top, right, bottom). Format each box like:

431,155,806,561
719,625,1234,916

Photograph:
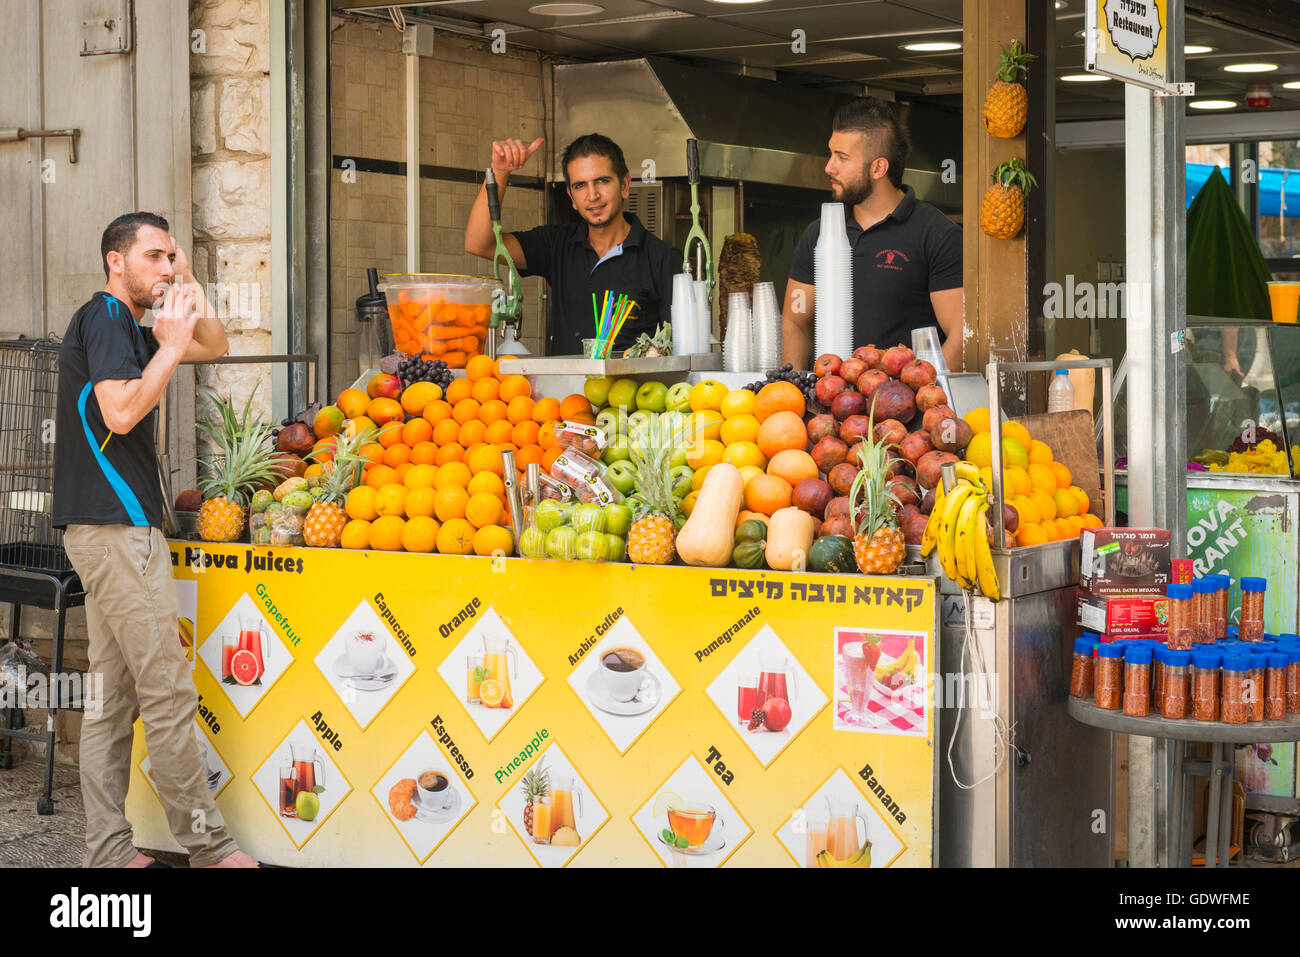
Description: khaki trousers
64,524,237,867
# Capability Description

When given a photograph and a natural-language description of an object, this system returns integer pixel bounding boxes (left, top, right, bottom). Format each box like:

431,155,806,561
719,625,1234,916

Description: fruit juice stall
127,276,976,868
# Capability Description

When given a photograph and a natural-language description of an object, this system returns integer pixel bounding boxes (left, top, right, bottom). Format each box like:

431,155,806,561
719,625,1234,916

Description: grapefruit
229,649,261,686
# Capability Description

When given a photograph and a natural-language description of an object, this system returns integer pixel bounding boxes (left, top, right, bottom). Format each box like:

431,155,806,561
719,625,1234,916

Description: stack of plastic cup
751,281,782,372
723,291,754,373
911,326,947,374
814,203,853,359
671,272,700,356
692,280,713,354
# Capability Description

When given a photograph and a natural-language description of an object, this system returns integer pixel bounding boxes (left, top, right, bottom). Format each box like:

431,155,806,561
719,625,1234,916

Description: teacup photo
598,645,647,702
346,630,386,675
415,768,453,811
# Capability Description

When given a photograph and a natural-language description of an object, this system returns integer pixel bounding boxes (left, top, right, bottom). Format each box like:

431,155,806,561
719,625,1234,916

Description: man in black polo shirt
783,98,963,371
465,133,680,356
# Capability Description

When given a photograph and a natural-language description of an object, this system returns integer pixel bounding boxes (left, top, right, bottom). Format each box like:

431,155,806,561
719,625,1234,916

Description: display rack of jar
1070,634,1300,725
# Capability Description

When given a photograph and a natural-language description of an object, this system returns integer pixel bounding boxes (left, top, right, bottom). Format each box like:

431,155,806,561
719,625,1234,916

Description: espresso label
310,710,344,751
430,713,475,780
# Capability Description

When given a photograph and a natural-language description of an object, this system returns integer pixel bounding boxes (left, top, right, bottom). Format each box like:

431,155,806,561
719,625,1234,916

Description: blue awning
1188,162,1300,216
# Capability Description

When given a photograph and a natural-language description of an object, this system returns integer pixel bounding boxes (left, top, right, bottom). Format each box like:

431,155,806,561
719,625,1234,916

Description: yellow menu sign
1087,0,1175,90
126,543,937,867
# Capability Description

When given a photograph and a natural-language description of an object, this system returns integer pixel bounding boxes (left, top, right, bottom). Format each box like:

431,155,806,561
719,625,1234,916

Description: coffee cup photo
346,630,387,675
415,768,454,811
597,645,649,702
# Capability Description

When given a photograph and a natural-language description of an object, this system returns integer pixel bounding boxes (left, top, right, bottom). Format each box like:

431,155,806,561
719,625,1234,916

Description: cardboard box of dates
1079,527,1171,596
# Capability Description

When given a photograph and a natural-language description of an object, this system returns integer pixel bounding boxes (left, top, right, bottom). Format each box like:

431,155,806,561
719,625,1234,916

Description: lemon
965,432,992,469
963,407,992,434
1002,438,1029,470
652,791,683,818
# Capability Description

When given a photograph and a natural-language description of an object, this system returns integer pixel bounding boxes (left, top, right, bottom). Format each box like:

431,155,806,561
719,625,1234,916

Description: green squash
733,539,767,569
808,535,857,574
735,519,768,544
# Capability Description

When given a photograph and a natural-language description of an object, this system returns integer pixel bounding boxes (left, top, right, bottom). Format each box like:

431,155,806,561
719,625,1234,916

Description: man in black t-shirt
465,133,681,356
54,212,257,868
783,98,963,371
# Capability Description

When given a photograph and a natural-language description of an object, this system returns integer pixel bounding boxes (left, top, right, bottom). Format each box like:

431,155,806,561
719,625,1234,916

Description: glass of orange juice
466,655,484,703
1268,281,1300,324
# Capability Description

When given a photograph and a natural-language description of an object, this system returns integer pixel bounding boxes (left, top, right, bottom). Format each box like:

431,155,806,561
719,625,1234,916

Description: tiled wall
329,21,554,396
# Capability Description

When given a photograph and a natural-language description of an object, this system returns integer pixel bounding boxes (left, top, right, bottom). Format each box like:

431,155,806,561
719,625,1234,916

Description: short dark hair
832,98,911,189
101,212,170,278
560,133,628,186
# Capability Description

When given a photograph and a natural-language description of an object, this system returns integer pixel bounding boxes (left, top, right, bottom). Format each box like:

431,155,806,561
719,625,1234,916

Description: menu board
127,544,937,867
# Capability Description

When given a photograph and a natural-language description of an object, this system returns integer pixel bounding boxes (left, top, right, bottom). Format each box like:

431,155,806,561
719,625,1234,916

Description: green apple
605,460,638,496
519,526,548,559
572,503,608,534
546,526,577,560
607,378,639,411
535,499,567,532
602,435,631,465
635,380,668,412
576,530,610,563
627,410,654,434
670,465,695,501
669,446,688,470
584,376,614,409
595,408,621,441
296,790,320,822
665,381,693,413
604,533,627,563
603,502,633,536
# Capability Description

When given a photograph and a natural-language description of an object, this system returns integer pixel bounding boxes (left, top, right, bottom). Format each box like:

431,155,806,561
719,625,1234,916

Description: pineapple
849,417,906,575
303,427,374,547
983,39,1035,138
980,158,1037,240
196,390,281,543
519,760,550,836
625,421,686,565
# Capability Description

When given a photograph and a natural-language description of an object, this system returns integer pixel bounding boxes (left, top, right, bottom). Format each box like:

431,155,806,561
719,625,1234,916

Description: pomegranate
871,418,907,448
930,416,973,454
828,463,858,496
922,404,958,434
855,369,890,400
276,422,315,455
839,415,874,445
761,696,792,732
838,357,868,387
915,383,949,413
806,413,839,444
870,380,917,424
855,344,885,370
815,374,848,407
902,511,930,546
899,430,935,464
811,436,849,473
813,354,843,378
831,390,867,422
915,450,961,490
881,345,916,378
888,475,921,507
899,359,937,392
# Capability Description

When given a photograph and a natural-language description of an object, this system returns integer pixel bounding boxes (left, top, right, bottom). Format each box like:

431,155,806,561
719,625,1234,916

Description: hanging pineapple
849,415,906,575
983,39,1035,138
626,422,687,565
195,390,281,543
980,158,1038,240
303,426,375,547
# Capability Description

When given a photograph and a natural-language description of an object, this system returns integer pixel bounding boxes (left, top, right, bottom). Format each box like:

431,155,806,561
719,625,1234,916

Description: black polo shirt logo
875,249,910,272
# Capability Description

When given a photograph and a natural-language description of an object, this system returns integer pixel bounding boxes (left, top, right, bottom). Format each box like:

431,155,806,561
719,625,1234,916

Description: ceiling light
901,41,962,52
527,2,605,13
1223,63,1278,73
1061,73,1110,82
1283,80,1300,90
1189,99,1237,110
1184,45,1214,55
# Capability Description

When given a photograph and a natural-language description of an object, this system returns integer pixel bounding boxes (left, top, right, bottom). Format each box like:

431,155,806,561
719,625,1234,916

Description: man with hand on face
53,211,257,868
782,98,963,372
465,133,680,356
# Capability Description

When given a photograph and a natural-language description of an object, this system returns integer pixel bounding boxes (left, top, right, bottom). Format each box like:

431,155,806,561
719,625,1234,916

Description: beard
831,172,873,208
121,263,166,311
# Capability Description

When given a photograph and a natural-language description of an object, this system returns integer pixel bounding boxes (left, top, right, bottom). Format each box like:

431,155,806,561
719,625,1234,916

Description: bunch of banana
814,839,872,868
920,463,1000,601
876,636,919,684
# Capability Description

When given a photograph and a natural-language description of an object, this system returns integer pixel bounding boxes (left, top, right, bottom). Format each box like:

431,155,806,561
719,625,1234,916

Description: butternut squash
676,463,743,566
765,507,816,571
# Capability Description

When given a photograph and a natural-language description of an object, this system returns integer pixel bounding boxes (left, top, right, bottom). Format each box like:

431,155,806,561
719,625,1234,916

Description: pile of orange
322,356,586,556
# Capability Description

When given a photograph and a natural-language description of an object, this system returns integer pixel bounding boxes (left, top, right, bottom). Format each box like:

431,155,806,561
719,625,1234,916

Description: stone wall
329,20,553,396
190,0,274,423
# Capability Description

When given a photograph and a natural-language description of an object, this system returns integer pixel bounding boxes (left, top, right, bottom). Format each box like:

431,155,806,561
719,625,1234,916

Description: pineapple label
704,746,735,785
494,727,549,784
310,710,344,752
373,591,416,658
568,607,625,666
430,714,475,780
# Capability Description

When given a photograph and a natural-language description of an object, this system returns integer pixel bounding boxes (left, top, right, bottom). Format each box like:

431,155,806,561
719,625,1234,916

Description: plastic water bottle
1047,369,1074,413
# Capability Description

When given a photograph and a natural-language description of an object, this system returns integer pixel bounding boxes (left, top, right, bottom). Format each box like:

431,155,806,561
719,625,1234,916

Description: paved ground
0,756,187,867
